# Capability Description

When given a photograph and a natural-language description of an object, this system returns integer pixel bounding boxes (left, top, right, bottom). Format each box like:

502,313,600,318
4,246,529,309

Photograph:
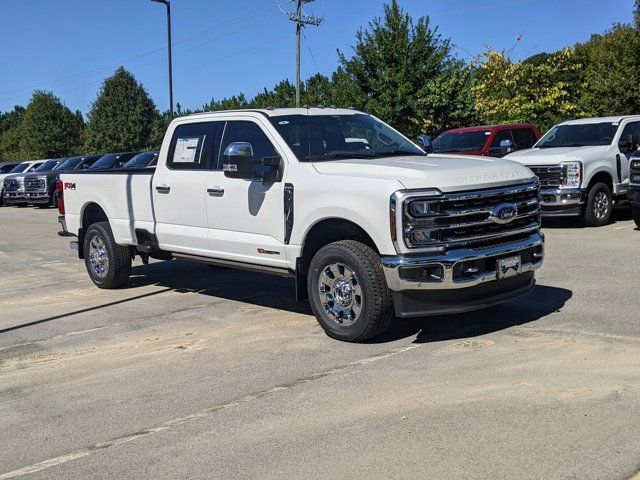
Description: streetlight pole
151,0,174,119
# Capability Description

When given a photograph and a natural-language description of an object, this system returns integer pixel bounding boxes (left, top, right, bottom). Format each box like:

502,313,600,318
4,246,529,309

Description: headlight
405,189,443,218
631,174,640,184
561,161,582,188
408,228,440,246
631,160,640,171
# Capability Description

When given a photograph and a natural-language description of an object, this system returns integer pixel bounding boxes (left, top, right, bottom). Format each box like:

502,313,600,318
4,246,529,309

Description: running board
172,253,294,278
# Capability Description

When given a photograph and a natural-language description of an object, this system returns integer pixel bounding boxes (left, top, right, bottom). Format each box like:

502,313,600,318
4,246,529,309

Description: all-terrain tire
583,182,613,227
83,221,131,289
307,240,394,342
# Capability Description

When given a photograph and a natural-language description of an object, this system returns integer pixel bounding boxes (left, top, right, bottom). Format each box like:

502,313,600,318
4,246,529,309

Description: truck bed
61,169,156,246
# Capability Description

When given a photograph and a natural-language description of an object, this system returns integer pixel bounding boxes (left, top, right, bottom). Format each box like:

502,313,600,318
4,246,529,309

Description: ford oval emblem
489,203,518,224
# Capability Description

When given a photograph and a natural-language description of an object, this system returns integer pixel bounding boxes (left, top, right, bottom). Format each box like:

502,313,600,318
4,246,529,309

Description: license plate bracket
496,255,521,279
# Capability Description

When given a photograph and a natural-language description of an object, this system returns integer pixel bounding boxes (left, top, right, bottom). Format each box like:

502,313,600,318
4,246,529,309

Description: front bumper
24,191,51,204
629,187,640,206
3,191,26,204
381,232,544,317
538,187,585,216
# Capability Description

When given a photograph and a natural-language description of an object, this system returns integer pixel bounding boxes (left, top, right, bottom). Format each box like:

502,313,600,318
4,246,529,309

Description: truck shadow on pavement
542,206,632,229
126,260,572,344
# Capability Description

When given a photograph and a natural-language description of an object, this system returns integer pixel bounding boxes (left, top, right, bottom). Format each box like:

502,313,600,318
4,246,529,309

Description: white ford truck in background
506,116,640,226
58,108,544,342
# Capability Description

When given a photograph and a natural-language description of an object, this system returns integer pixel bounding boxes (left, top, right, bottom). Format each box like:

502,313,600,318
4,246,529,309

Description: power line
0,3,274,102
276,0,324,107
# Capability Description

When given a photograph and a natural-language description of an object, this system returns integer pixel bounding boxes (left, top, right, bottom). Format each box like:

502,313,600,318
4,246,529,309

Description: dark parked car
428,123,541,157
122,150,159,169
89,152,139,170
0,162,20,174
24,155,103,207
630,150,640,228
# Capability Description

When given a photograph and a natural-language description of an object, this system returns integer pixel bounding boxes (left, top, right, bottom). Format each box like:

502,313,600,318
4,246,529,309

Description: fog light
399,265,444,283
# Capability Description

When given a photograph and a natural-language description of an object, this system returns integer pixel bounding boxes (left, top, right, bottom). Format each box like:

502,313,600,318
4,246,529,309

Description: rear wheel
583,183,613,227
633,206,640,229
307,240,393,342
83,221,131,289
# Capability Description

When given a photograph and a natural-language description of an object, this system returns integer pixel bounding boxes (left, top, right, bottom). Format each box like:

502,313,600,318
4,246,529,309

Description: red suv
431,123,541,157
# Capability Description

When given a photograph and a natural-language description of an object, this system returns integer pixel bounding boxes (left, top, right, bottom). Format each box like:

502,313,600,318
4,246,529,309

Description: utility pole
279,0,323,107
151,0,174,119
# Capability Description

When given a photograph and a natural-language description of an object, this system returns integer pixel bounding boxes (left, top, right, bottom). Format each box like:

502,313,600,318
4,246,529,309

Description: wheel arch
586,169,614,191
295,217,380,301
78,202,110,259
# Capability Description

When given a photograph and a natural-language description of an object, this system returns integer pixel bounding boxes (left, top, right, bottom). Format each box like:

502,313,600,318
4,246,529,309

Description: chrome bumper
381,232,544,291
539,188,585,207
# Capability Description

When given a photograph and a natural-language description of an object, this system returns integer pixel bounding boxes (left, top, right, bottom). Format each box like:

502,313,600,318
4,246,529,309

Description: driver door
618,121,640,188
204,118,288,268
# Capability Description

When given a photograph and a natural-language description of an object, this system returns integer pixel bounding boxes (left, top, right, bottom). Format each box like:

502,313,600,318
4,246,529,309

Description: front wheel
307,240,393,342
583,183,613,227
83,221,132,289
633,206,640,229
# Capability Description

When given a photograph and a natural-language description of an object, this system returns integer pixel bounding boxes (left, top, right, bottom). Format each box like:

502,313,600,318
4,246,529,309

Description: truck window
620,122,640,150
167,122,222,170
490,130,514,153
511,128,536,150
216,121,277,170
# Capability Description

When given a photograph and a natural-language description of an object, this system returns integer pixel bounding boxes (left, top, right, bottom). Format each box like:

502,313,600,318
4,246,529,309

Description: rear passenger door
152,121,223,255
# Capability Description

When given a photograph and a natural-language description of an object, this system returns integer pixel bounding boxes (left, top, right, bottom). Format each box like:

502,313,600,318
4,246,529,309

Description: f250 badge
64,182,76,190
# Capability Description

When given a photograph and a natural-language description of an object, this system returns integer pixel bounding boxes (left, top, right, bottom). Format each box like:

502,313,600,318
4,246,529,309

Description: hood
505,146,609,166
311,154,536,192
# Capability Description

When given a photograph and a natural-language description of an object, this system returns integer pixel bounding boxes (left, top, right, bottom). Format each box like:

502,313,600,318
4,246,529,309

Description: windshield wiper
305,151,377,162
539,143,587,149
371,149,427,158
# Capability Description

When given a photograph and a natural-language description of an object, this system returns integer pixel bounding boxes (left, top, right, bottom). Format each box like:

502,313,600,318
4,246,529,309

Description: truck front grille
527,165,563,187
24,177,45,191
401,182,541,250
4,179,22,192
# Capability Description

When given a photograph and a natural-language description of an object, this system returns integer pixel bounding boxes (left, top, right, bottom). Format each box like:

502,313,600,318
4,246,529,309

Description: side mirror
222,142,255,180
222,142,282,184
500,138,515,156
417,134,433,153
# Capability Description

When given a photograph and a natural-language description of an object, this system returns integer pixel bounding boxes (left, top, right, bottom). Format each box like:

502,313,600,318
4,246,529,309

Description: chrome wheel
593,191,610,220
318,263,363,326
88,234,109,278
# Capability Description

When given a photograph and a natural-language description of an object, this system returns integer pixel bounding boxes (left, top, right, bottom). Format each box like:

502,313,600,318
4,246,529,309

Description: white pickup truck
506,116,640,226
58,108,544,342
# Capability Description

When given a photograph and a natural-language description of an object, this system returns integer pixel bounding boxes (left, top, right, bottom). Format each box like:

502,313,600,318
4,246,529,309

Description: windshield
55,157,83,171
536,122,619,148
9,162,30,174
91,152,137,170
34,160,59,172
124,151,158,168
269,114,425,161
432,130,489,153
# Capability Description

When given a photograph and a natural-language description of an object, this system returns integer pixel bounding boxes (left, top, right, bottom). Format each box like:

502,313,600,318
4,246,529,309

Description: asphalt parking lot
1,207,640,480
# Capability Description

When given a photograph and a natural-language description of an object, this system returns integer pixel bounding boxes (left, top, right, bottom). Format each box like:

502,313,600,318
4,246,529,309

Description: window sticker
485,131,491,135
173,137,202,163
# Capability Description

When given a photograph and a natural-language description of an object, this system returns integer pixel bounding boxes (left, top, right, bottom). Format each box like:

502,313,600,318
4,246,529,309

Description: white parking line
0,343,424,479
614,223,635,230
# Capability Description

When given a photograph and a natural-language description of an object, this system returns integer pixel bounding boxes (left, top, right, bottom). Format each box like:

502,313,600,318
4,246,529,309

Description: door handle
155,185,171,194
207,187,224,197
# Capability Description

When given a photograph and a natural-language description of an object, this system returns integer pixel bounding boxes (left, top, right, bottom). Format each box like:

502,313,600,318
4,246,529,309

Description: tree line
1,0,639,161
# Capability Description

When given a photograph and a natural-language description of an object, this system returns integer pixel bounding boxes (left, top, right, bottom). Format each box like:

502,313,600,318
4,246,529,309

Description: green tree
335,0,475,137
84,67,160,152
473,47,583,132
577,24,640,117
0,106,26,161
17,91,83,159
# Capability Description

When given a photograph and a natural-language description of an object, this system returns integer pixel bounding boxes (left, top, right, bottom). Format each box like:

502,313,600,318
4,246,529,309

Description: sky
0,0,635,115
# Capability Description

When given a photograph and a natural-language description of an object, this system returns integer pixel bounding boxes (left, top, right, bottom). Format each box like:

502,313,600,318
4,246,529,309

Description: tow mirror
222,142,254,180
222,142,281,184
417,134,433,153
500,138,515,156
